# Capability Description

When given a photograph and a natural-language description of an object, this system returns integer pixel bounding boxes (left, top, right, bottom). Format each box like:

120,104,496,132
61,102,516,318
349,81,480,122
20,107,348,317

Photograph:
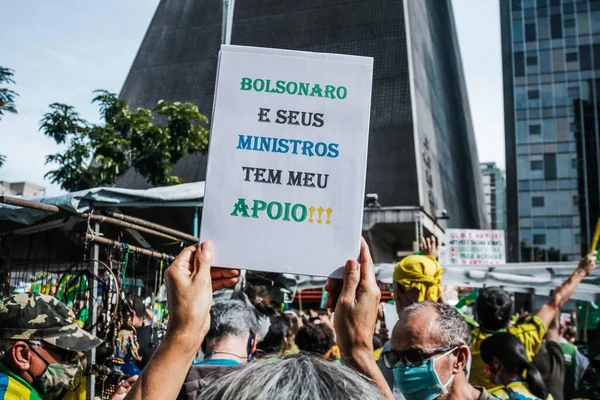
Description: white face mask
465,352,472,380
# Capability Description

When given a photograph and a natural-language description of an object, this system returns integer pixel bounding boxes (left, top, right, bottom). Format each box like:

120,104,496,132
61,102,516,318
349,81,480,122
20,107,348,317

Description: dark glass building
120,0,486,261
501,0,600,262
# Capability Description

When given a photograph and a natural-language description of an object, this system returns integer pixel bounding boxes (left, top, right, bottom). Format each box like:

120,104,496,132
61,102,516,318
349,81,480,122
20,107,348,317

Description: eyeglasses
382,346,456,368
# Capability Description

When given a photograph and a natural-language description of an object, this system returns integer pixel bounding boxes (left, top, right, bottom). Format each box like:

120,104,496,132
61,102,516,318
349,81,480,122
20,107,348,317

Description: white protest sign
200,45,373,277
442,229,506,265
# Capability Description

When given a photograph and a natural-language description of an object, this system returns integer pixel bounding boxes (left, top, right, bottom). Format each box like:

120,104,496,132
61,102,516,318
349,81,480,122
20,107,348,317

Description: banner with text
442,229,506,265
200,45,373,277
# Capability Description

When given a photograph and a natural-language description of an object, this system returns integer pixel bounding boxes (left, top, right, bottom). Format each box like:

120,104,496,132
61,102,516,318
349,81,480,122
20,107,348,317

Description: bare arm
325,239,394,400
535,252,596,329
124,243,239,400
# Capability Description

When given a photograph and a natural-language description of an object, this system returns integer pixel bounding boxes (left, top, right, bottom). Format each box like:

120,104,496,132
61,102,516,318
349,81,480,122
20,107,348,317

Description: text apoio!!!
240,77,348,99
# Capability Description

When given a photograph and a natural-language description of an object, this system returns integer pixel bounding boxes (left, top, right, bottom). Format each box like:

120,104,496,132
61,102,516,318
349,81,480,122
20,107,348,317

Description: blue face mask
393,348,456,400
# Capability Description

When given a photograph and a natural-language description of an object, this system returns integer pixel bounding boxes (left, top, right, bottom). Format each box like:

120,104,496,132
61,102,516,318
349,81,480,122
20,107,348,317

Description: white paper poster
200,45,374,277
442,229,506,265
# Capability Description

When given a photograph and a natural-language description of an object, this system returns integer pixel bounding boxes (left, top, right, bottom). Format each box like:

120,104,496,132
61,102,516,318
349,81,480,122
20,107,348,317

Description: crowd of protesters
0,237,598,400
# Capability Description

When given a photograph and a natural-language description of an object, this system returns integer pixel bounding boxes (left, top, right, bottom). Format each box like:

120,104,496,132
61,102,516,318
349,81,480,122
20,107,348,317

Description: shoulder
510,315,547,337
487,386,509,400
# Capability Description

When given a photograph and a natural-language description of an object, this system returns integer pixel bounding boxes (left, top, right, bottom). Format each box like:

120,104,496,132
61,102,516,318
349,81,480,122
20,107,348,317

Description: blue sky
0,0,504,197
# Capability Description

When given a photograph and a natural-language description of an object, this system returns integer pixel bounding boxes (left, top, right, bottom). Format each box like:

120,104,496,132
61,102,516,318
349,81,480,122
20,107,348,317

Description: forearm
344,351,394,400
124,332,201,400
536,267,587,327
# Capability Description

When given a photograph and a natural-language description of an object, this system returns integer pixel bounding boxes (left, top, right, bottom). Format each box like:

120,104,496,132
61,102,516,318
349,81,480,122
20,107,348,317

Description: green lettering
286,81,298,95
310,84,323,98
291,204,307,222
276,80,286,94
230,198,250,217
337,86,348,99
240,77,252,91
253,79,265,92
283,202,291,221
324,85,336,99
298,82,309,96
267,201,283,220
252,200,267,218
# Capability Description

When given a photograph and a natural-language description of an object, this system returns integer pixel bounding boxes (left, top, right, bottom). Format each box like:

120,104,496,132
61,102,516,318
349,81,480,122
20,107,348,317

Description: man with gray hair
178,300,259,399
381,302,496,400
200,353,386,400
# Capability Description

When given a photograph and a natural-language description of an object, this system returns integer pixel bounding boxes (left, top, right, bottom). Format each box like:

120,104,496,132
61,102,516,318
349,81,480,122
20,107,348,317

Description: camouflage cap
0,293,102,352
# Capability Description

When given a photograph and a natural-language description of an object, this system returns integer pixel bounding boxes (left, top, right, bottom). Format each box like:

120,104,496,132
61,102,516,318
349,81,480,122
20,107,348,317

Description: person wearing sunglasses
0,292,103,400
382,302,497,400
376,236,444,397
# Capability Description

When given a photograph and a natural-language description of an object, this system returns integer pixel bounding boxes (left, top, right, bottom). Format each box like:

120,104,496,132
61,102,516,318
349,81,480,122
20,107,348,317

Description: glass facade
502,0,600,261
481,162,507,230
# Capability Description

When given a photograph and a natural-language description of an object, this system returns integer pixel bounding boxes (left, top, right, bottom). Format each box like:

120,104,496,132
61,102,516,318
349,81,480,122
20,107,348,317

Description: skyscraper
119,0,486,261
501,0,600,262
481,162,507,230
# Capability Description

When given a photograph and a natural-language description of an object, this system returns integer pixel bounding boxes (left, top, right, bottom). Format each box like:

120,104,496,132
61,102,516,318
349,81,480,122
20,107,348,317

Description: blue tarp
0,182,205,225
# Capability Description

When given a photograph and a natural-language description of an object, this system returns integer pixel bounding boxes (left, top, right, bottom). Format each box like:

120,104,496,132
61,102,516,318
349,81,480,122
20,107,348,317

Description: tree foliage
0,66,18,119
0,66,18,169
40,90,209,191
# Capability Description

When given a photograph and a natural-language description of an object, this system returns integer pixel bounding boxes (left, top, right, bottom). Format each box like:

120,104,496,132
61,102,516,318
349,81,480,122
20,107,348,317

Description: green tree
40,90,209,191
0,66,18,168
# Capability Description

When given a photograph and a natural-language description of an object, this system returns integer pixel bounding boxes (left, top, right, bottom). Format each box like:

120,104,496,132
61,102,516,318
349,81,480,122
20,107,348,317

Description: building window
573,195,578,206
528,89,540,99
550,15,562,39
572,158,577,169
533,234,546,245
525,23,537,41
514,52,525,76
544,153,557,180
580,45,592,70
566,52,578,62
531,160,543,170
568,86,579,98
527,55,538,65
564,19,576,29
529,124,542,134
532,197,545,207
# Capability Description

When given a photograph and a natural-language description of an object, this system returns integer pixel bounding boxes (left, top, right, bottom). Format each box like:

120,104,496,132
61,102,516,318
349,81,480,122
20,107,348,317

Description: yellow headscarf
393,255,444,302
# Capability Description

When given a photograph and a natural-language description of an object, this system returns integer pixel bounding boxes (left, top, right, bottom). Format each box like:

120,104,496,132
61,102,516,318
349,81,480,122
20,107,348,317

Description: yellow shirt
469,316,547,389
490,379,554,400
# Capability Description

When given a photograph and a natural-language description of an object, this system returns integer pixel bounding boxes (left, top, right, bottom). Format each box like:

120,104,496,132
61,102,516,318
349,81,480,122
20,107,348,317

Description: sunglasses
382,345,456,368
30,343,80,364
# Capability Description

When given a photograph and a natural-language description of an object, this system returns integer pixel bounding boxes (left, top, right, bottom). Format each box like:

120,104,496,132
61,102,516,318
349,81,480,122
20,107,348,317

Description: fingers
420,236,426,250
212,277,240,292
211,268,241,279
324,278,342,309
431,236,437,248
193,241,214,281
170,245,196,272
359,238,376,285
125,376,138,386
339,259,360,303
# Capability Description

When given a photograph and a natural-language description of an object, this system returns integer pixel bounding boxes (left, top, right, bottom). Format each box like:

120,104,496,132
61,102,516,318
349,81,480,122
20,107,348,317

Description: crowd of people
0,238,597,400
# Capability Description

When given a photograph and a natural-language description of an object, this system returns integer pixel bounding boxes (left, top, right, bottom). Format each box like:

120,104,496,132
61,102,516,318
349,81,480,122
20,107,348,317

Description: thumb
340,259,360,302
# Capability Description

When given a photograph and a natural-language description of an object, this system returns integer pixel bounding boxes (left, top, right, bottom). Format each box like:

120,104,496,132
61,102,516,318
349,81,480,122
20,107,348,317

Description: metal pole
0,195,194,243
84,234,173,261
86,222,100,400
222,0,235,45
193,207,199,238
102,210,199,243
